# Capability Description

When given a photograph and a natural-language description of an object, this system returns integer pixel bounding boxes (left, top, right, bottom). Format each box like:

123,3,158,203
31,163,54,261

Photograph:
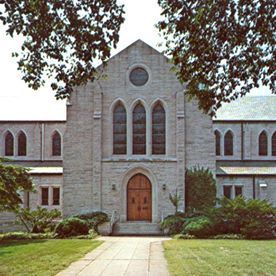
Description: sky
0,0,272,120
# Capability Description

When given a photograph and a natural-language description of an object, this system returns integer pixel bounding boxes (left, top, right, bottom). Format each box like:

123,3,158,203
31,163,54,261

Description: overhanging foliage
158,0,275,115
0,0,125,99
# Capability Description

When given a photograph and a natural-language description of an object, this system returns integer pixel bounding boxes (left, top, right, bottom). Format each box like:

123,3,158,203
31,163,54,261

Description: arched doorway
127,173,152,221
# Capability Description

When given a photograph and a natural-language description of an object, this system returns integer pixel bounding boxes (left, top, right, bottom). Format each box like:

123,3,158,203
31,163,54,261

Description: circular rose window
129,67,149,86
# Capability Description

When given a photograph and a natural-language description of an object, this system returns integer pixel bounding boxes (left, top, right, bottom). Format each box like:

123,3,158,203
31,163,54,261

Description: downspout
252,176,256,199
41,123,45,161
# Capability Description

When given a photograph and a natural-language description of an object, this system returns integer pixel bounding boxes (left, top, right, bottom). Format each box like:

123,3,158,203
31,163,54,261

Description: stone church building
1,40,276,233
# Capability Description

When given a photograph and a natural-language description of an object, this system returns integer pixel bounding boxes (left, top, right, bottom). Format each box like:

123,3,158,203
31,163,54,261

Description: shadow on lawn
0,239,50,258
0,239,48,248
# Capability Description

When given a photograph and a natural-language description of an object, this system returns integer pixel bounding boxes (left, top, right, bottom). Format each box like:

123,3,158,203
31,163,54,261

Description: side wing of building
213,96,276,205
0,121,65,232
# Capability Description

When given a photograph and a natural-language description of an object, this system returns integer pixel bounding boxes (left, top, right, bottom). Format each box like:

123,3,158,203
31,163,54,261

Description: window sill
102,156,177,162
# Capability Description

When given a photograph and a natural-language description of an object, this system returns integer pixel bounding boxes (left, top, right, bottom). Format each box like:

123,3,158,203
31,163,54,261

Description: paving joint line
76,241,114,275
123,241,139,275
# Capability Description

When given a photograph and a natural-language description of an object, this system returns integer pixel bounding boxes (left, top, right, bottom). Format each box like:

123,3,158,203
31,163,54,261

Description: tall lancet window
152,102,165,154
272,132,276,156
224,130,233,156
133,103,146,154
259,131,268,156
18,131,27,156
113,102,127,154
5,131,14,156
52,131,61,156
215,130,221,156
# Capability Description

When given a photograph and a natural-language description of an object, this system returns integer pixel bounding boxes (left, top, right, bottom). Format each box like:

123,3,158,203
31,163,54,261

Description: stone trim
102,157,177,162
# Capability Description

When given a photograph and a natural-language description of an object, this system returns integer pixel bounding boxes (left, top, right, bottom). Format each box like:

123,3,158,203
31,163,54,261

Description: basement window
223,185,243,199
235,186,243,197
223,186,232,199
53,188,60,206
41,187,49,206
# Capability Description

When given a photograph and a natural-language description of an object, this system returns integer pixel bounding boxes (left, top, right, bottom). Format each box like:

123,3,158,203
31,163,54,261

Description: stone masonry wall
214,122,276,161
0,121,65,161
62,40,216,219
63,83,95,216
0,174,62,232
217,176,276,206
185,99,216,172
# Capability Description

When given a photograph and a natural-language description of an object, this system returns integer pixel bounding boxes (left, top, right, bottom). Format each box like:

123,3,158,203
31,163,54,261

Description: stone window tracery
129,67,149,86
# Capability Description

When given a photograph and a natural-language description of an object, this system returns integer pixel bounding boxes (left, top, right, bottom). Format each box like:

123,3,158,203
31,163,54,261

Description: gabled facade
63,40,215,222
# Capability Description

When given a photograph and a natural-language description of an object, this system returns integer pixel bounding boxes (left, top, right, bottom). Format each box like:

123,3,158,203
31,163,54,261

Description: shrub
75,211,109,232
183,216,214,238
161,197,275,239
209,197,276,239
185,167,217,212
239,199,276,239
54,217,89,238
17,207,61,233
160,213,186,235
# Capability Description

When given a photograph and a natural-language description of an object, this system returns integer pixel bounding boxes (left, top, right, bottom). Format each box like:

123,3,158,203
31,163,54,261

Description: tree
185,167,216,212
0,158,33,230
0,0,125,99
17,207,61,233
158,0,275,115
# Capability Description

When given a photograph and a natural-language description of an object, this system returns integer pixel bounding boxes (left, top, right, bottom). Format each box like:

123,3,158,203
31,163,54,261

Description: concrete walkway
57,236,170,276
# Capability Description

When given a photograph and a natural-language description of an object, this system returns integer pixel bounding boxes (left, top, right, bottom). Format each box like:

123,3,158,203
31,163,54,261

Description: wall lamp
259,182,267,188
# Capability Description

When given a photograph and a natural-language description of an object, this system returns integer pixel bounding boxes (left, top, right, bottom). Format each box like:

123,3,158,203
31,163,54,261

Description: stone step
112,222,163,236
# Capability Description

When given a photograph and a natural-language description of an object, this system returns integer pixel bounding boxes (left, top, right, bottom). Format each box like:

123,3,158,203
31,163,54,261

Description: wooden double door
127,174,152,221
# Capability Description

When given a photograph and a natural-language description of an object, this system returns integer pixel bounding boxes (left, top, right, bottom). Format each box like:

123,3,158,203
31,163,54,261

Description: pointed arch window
113,102,127,154
18,131,27,156
224,131,233,156
52,131,61,156
259,131,268,156
215,130,221,156
5,131,14,156
272,132,276,156
133,103,146,154
152,102,165,154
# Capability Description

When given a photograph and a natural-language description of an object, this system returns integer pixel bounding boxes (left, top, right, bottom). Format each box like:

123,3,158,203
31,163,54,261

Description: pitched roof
28,167,63,174
214,96,276,121
217,166,276,176
110,39,165,59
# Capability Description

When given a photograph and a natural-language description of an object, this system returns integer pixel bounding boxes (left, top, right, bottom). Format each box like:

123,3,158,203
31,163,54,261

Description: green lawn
0,239,102,276
163,239,276,276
